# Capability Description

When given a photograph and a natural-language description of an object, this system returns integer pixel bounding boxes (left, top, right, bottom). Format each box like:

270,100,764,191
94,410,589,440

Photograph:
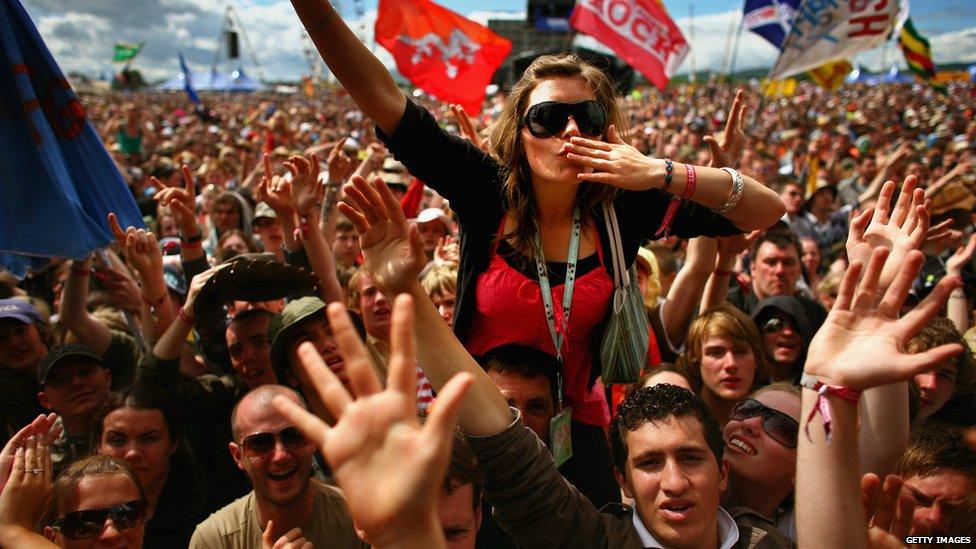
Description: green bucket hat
268,296,367,382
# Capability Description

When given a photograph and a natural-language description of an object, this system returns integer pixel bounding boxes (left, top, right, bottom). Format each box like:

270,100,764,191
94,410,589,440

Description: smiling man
191,385,365,548
751,297,817,384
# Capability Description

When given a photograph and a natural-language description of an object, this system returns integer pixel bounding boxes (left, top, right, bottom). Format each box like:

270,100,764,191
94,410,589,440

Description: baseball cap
37,344,104,386
0,298,45,325
415,208,451,231
268,296,366,382
252,202,277,224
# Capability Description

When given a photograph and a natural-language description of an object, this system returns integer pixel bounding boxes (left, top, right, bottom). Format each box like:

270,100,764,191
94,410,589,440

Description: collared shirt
632,506,739,549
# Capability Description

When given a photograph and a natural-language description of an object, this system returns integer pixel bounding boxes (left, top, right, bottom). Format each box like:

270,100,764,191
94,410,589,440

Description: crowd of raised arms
1,2,976,548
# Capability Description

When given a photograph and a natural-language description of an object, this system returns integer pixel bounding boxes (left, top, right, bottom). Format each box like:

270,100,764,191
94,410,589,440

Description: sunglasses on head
522,101,608,138
52,499,147,540
761,316,794,334
240,426,307,459
730,398,799,449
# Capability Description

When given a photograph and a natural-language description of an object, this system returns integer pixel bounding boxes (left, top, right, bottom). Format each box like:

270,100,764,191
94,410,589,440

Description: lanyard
533,206,581,364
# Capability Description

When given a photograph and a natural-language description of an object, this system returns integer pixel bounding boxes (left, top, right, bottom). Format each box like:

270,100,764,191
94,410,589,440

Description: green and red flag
899,18,946,94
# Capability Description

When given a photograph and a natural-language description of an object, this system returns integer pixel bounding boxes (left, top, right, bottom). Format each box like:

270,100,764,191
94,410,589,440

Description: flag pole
728,13,744,81
719,10,737,83
688,3,697,82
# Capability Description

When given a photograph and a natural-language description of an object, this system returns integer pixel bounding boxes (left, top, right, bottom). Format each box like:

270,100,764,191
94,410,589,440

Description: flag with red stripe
898,17,946,94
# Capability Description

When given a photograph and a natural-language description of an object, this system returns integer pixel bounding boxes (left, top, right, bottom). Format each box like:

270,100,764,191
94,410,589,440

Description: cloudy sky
20,0,976,82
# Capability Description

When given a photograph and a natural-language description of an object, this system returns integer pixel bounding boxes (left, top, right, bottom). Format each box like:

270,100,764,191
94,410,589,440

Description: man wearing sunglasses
191,384,366,548
752,297,816,384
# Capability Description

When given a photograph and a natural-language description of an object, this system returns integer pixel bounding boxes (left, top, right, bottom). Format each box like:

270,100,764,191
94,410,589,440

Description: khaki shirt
189,479,367,549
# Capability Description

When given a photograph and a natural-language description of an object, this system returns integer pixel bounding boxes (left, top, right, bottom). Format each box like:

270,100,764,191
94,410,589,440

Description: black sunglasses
240,426,307,459
761,316,795,334
729,398,799,449
52,499,147,540
522,101,608,138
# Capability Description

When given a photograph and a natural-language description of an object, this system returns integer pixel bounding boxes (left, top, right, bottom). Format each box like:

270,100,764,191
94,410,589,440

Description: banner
743,0,800,48
178,52,201,104
762,78,797,97
570,0,689,90
807,59,853,91
112,42,143,63
770,0,907,79
375,0,511,114
0,0,144,277
899,17,947,93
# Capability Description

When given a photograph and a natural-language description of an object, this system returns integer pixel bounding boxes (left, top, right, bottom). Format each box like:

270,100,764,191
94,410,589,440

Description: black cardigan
378,99,742,346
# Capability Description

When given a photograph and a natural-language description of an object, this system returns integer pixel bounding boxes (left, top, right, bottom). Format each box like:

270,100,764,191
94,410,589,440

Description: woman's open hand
567,125,660,191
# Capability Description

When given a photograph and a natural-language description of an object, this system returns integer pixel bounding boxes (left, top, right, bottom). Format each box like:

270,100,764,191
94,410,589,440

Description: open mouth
244,368,266,382
659,500,695,521
727,435,757,456
268,467,297,482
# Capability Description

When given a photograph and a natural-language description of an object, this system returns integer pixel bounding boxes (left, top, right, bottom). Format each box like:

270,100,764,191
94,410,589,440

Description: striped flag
899,17,946,93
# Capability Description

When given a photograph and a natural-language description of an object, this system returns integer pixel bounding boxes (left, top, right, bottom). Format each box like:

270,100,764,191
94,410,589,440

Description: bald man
190,385,366,548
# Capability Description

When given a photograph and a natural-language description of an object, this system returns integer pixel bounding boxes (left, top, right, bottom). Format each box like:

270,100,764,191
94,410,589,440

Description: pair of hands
561,89,749,190
254,153,323,220
0,414,60,530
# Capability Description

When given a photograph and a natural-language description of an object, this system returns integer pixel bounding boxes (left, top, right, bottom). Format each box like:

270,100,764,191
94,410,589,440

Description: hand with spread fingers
449,104,489,152
565,125,662,190
0,414,60,494
153,165,198,237
272,297,473,549
97,264,143,316
433,235,459,267
860,473,930,547
256,154,297,218
803,246,964,390
0,433,54,530
339,176,427,294
846,176,930,294
945,233,976,277
326,138,353,185
704,89,748,169
286,154,324,218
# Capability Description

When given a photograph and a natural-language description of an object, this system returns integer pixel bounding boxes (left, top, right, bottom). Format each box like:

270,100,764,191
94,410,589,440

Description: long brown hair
488,54,626,260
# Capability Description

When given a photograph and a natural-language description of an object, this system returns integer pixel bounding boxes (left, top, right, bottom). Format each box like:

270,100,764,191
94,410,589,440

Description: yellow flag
807,60,853,91
762,78,797,97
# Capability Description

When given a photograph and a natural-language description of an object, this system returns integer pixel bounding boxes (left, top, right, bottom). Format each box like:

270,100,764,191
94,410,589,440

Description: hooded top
751,295,819,384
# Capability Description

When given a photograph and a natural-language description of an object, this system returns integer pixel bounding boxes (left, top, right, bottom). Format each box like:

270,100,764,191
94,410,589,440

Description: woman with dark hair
289,0,784,507
91,384,209,549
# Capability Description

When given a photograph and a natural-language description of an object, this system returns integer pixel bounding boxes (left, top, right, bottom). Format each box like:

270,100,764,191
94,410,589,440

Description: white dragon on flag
396,28,480,79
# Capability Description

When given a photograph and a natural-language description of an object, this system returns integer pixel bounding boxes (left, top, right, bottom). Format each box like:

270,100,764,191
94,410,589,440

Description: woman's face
221,234,250,257
158,215,179,239
699,335,756,403
800,239,821,276
723,390,800,488
521,76,599,187
98,407,177,496
48,473,145,549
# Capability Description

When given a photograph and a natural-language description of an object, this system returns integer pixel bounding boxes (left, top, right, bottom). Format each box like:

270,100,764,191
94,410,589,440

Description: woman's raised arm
291,0,407,135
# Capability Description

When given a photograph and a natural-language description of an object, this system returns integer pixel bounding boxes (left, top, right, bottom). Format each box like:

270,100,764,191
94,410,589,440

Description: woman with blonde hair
678,303,769,425
290,0,784,507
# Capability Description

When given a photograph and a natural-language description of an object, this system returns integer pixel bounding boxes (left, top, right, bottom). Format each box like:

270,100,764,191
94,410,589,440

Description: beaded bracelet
660,158,674,194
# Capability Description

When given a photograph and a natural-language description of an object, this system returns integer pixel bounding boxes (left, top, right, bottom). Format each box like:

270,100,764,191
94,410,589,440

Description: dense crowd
1,3,976,547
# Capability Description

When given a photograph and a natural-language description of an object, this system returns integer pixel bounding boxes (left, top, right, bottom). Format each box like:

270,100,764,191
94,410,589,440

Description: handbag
599,200,650,384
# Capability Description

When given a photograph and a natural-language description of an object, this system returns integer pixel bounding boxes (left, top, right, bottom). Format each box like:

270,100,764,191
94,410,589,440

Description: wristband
177,306,195,325
144,291,167,326
660,158,674,194
292,222,311,242
800,373,862,442
180,240,202,250
182,233,202,244
682,164,697,200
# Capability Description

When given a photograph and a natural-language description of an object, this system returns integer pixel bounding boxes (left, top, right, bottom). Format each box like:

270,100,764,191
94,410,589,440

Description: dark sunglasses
240,426,307,458
522,100,608,138
52,499,147,540
761,316,795,334
730,398,799,449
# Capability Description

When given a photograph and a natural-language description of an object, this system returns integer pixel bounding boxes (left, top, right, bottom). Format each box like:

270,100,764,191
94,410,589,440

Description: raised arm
58,256,113,355
339,176,512,436
659,237,717,347
286,153,344,303
945,234,976,334
290,0,406,135
108,213,175,342
797,247,962,549
700,231,760,312
154,166,204,264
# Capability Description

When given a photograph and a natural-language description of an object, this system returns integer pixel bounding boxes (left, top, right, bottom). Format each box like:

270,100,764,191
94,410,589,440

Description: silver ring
26,468,44,475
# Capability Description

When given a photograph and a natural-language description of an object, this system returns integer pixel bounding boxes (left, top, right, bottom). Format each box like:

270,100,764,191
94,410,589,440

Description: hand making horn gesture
153,165,198,237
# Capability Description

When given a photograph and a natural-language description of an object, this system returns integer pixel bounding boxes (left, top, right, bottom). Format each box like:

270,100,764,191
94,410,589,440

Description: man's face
904,469,976,535
253,218,283,250
699,336,756,403
230,398,315,508
487,370,554,442
286,315,347,390
0,320,47,370
616,415,727,549
226,314,276,389
417,220,448,253
357,274,391,341
332,229,361,267
760,315,803,367
436,483,482,549
779,184,804,215
431,290,456,327
858,157,878,179
38,359,112,422
212,202,240,232
750,242,801,299
913,361,957,421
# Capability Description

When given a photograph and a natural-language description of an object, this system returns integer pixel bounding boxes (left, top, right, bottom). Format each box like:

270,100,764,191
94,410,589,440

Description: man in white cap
414,207,453,261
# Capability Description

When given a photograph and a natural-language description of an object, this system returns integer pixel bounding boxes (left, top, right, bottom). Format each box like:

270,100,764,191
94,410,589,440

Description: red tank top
466,217,615,427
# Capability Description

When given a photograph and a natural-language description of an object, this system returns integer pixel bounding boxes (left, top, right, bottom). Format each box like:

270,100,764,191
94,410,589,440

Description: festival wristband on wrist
182,233,202,244
654,159,681,238
177,306,195,325
682,164,697,200
799,373,862,443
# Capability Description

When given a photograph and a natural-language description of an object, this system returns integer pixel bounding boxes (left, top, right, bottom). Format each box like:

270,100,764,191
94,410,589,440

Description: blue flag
743,0,801,49
179,52,201,105
0,0,144,277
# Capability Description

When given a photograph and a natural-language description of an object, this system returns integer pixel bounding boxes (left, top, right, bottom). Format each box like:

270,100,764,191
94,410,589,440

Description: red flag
570,0,689,90
375,0,512,114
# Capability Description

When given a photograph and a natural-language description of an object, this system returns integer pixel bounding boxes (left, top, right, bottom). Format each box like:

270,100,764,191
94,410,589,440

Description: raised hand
846,176,930,294
0,414,59,494
339,176,426,294
449,104,489,151
804,247,963,390
860,473,930,546
567,125,660,190
0,432,54,530
433,235,459,267
97,264,142,316
285,154,324,218
108,213,163,282
262,521,312,549
153,165,198,236
715,229,762,262
704,89,747,169
946,233,976,276
256,154,296,218
327,138,353,185
181,264,230,319
272,297,472,548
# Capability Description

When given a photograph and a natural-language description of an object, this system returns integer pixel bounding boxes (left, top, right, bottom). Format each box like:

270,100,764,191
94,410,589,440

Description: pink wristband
800,373,862,442
682,164,697,199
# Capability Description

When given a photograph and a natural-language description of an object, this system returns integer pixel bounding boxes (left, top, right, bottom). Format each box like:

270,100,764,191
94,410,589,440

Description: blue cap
0,299,44,325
